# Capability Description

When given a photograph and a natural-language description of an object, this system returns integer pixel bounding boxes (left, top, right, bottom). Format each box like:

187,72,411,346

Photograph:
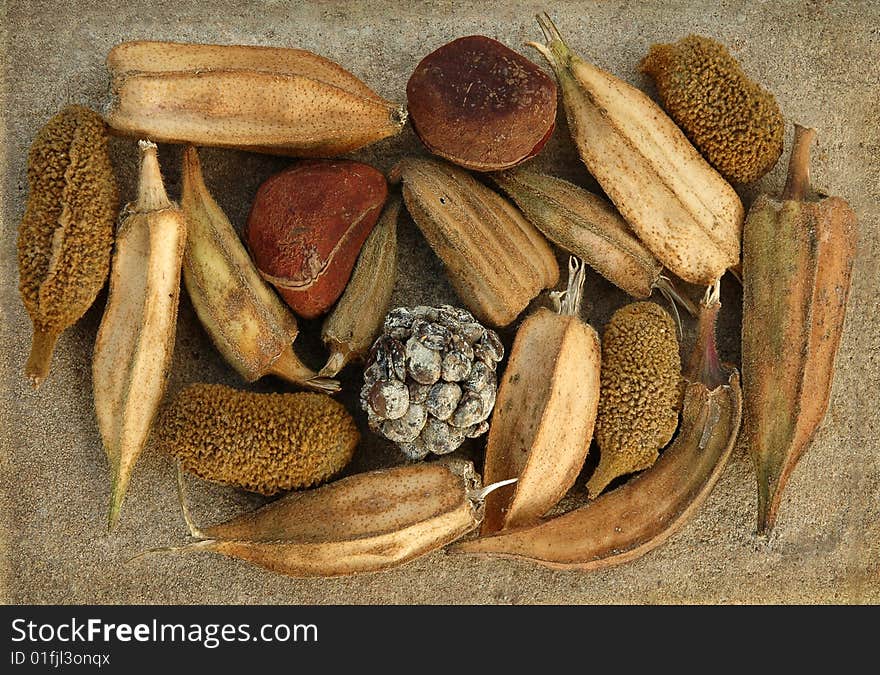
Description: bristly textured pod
17,105,119,387
393,156,559,327
154,460,490,578
105,40,407,157
92,141,186,530
742,124,858,534
492,168,697,316
453,283,742,571
180,146,338,393
481,258,601,534
320,196,400,377
528,14,743,286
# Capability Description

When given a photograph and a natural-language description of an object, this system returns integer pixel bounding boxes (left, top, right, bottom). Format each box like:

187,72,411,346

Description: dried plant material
154,460,488,578
393,156,559,326
361,305,504,458
105,40,406,157
154,384,358,494
180,146,338,392
406,35,557,171
588,301,682,498
482,258,601,534
320,197,400,377
246,160,388,319
640,35,784,184
492,168,697,316
92,141,186,530
742,125,858,533
453,284,742,571
17,105,119,387
528,14,743,285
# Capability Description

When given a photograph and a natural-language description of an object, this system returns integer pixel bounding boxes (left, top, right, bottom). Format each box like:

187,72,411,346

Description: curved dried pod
587,301,682,498
320,196,400,377
492,169,697,317
18,105,119,387
180,146,338,392
528,14,743,285
105,40,406,157
93,141,186,530
742,125,858,533
452,283,742,571
481,257,601,534
393,156,559,327
406,35,557,171
246,159,388,319
143,460,512,578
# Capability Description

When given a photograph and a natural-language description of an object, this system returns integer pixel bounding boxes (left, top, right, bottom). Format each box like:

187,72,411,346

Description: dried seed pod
453,284,742,570
154,384,358,494
320,197,399,376
406,35,557,171
640,35,784,184
394,156,559,326
180,146,338,392
105,40,406,157
742,125,858,533
246,159,388,319
17,105,119,387
157,459,488,578
481,257,601,534
588,301,682,497
492,168,697,316
92,141,186,529
363,305,503,457
528,14,743,285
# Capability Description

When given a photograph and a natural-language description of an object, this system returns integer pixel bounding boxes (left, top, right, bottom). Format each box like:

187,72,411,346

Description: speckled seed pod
361,305,503,458
589,301,683,497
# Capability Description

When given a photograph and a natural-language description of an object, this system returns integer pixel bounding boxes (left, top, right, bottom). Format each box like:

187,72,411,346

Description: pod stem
107,469,131,532
135,140,172,212
176,463,207,539
782,124,817,202
318,348,349,378
267,347,341,393
24,328,59,388
469,478,519,502
526,12,570,69
550,256,587,316
686,280,726,390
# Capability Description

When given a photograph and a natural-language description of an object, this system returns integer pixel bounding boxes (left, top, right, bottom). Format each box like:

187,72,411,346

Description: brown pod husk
481,258,601,534
150,460,485,578
406,35,557,171
452,284,742,570
105,40,406,157
18,105,119,387
742,124,858,533
246,160,388,319
394,156,559,327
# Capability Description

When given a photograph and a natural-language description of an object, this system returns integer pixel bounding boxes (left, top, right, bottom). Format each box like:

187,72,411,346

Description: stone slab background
1,0,878,604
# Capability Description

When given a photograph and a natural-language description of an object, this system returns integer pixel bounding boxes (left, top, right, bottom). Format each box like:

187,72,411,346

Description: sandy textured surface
2,0,878,605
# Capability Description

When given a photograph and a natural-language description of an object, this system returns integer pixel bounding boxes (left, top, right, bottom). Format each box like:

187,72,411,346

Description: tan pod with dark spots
180,146,338,393
742,125,858,533
158,460,486,578
394,156,559,327
105,40,406,157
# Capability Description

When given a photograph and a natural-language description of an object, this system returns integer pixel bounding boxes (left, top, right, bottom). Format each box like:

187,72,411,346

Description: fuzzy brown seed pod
246,159,388,319
589,301,682,497
406,35,557,171
155,384,359,495
17,105,119,387
640,35,785,185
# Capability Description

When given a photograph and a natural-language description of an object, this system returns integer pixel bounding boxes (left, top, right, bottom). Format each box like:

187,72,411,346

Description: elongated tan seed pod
393,157,559,327
105,40,406,157
93,141,186,530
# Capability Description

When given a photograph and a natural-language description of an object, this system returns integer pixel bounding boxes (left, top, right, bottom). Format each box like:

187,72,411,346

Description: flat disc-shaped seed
384,307,415,338
474,330,505,363
408,381,431,404
442,350,472,382
368,379,409,419
417,322,452,350
381,403,428,443
459,322,486,344
450,391,485,428
398,436,431,461
426,382,463,421
421,417,466,455
464,360,493,392
406,336,442,384
465,420,490,438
